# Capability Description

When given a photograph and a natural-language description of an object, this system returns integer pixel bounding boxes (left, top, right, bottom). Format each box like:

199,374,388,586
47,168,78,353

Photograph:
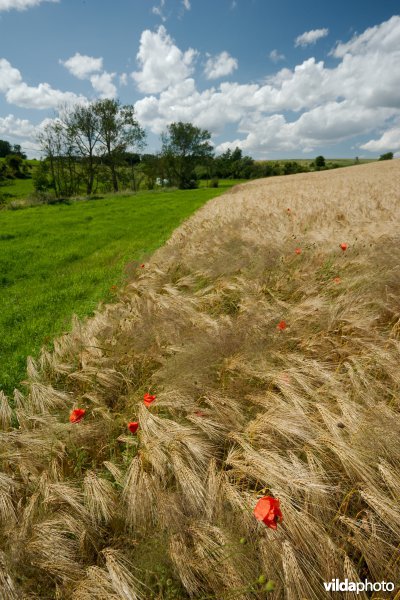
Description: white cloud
0,58,22,92
269,49,285,63
0,114,37,138
6,81,86,109
152,0,166,21
0,58,86,109
61,53,103,79
0,0,58,10
119,72,128,86
182,0,190,9
133,17,400,157
131,25,197,93
90,72,117,99
204,51,238,79
360,123,400,153
332,15,400,57
295,28,329,47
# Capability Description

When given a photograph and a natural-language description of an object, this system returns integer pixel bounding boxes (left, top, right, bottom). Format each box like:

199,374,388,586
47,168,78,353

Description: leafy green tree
32,160,52,193
161,122,213,189
0,139,12,158
315,155,326,168
38,120,79,197
93,99,145,192
379,152,393,161
63,103,101,195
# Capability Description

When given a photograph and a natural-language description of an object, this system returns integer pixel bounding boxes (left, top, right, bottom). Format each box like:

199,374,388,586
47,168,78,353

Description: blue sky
0,0,399,158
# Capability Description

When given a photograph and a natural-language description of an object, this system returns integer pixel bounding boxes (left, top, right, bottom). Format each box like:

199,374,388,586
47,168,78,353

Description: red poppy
340,243,348,251
143,392,156,407
333,276,341,284
287,208,291,213
140,264,145,268
69,408,86,423
194,410,206,417
254,496,283,529
277,320,287,331
128,421,139,434
295,248,302,255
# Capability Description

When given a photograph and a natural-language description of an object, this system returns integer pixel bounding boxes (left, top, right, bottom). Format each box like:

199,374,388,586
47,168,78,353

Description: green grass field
0,184,239,395
0,177,35,201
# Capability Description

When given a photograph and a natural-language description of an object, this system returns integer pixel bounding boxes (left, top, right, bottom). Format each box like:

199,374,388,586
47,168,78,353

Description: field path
1,161,400,599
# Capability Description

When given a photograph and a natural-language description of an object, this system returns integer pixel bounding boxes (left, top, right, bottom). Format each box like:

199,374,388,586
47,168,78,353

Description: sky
0,0,399,159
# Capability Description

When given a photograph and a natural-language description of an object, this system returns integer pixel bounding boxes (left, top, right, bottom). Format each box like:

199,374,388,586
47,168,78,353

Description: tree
315,155,326,168
63,103,101,195
379,152,393,161
37,119,79,197
93,99,145,192
0,139,12,158
161,122,213,189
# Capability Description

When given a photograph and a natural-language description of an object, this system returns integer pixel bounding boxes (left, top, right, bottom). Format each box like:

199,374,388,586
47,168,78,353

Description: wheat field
1,160,400,599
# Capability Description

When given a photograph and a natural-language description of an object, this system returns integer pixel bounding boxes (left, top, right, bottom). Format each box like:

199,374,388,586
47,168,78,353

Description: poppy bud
264,580,276,592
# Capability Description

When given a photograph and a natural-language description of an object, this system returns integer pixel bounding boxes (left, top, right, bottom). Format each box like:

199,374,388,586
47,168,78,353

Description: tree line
1,97,394,200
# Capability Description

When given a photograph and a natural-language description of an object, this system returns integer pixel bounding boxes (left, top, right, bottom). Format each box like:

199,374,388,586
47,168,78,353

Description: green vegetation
379,151,394,160
0,185,235,395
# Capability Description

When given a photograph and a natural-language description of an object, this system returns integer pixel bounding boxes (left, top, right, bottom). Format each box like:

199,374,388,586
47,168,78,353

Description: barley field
1,160,399,599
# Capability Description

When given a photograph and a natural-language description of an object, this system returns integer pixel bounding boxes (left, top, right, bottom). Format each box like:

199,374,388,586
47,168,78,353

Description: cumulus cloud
269,49,285,63
204,51,238,79
90,72,117,98
360,123,400,153
0,0,58,10
61,53,103,79
295,28,328,47
0,114,37,138
0,58,86,109
182,0,190,9
0,58,22,92
332,15,400,57
131,25,197,93
133,17,400,157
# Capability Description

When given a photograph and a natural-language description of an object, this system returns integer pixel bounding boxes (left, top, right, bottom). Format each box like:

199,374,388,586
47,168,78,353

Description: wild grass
0,186,234,396
0,161,399,598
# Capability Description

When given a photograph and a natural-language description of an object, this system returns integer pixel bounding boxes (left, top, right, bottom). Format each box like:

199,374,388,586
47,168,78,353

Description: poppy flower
140,264,145,268
340,243,348,252
194,410,206,417
143,392,156,407
69,408,86,423
287,208,291,214
254,496,283,529
277,320,287,331
333,276,341,284
128,421,139,434
295,248,302,255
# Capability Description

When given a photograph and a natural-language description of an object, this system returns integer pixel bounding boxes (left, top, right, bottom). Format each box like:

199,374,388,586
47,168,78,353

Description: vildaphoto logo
323,579,395,593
